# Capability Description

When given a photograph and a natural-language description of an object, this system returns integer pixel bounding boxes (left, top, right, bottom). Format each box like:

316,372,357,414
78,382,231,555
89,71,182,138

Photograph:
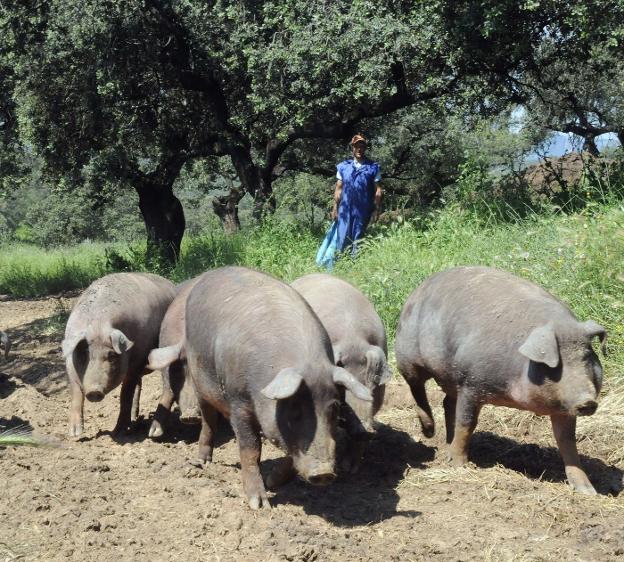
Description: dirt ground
1,296,623,562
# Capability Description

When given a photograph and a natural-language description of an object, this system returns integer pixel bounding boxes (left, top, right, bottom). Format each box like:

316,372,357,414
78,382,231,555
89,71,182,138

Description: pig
291,273,391,472
148,266,372,509
395,266,607,494
148,277,202,439
62,272,176,437
0,331,10,359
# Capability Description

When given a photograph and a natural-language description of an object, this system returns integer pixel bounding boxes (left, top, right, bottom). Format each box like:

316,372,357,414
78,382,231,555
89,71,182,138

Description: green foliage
0,242,108,297
273,173,329,231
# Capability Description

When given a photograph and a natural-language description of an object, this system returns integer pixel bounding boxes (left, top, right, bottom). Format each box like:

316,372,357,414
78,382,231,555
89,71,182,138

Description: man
331,134,382,256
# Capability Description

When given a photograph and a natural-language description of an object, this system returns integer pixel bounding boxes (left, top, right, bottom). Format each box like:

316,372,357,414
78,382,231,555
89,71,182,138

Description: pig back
185,267,334,396
396,266,578,385
66,272,176,365
159,277,201,347
291,273,387,353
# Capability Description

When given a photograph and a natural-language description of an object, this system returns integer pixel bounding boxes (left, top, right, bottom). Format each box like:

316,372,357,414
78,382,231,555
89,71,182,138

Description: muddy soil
1,296,623,561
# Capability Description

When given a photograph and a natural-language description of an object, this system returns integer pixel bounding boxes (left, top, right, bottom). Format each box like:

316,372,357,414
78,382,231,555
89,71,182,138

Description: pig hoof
248,494,271,510
69,423,83,438
421,424,435,438
198,446,213,464
112,423,133,436
572,483,597,495
148,421,164,439
447,452,468,466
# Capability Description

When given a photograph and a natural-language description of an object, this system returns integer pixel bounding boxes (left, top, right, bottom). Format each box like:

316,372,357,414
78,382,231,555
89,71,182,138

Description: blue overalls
335,158,380,255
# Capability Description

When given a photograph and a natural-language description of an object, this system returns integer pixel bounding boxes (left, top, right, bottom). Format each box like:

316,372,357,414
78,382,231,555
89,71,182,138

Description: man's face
352,142,366,160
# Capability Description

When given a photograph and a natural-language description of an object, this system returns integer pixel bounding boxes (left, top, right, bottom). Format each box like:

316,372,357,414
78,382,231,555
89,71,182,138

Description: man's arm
331,180,343,221
371,183,383,222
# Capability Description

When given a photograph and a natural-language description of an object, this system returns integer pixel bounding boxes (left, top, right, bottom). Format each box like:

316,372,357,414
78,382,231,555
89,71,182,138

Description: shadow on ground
270,422,434,526
2,312,67,396
471,431,623,496
0,415,34,432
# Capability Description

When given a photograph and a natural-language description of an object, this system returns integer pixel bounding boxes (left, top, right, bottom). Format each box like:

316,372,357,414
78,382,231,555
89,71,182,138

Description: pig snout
574,399,598,416
85,388,105,402
293,447,336,486
303,461,336,486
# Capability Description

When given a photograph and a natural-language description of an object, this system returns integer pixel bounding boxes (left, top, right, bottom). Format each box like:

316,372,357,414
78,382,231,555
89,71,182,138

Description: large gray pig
148,277,201,439
291,273,391,471
62,272,176,437
395,266,607,494
148,266,372,509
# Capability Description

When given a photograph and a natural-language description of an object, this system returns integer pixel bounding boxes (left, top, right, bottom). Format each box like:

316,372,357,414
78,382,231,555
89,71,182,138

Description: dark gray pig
395,266,607,494
291,273,391,471
0,330,10,359
148,276,201,439
148,266,372,509
62,272,175,437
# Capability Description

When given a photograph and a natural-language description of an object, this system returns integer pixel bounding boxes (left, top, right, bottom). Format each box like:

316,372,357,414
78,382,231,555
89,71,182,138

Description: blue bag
315,221,339,269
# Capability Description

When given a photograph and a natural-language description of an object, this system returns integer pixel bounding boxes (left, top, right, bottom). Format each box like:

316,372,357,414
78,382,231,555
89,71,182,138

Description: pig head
515,319,606,416
62,324,134,401
261,364,373,485
335,344,392,436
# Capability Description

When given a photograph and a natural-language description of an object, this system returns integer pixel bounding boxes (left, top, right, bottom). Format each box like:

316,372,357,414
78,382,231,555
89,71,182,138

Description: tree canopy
1,0,623,263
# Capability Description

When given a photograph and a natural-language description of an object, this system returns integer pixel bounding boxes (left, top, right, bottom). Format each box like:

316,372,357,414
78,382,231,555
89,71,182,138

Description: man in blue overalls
331,134,383,256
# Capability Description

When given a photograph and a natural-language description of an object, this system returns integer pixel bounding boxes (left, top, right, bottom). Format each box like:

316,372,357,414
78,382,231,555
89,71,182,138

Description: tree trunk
212,187,243,233
582,135,600,157
136,181,186,268
229,146,275,220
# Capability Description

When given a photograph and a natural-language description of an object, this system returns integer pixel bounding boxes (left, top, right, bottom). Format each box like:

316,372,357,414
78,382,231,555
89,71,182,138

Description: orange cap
350,134,367,146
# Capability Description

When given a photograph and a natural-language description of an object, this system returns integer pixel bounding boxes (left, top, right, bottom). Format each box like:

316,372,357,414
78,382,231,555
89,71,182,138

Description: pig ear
332,366,373,402
583,320,608,356
62,330,87,358
519,324,559,368
147,343,183,371
261,368,304,400
110,329,134,354
365,346,392,385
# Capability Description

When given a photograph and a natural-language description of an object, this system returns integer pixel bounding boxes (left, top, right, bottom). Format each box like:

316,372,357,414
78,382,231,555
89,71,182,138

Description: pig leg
231,410,270,510
68,379,84,438
131,377,142,421
197,400,218,463
550,414,596,495
149,368,175,439
177,367,201,424
448,389,481,466
405,372,435,438
266,457,296,489
112,374,140,435
66,356,84,437
443,394,457,444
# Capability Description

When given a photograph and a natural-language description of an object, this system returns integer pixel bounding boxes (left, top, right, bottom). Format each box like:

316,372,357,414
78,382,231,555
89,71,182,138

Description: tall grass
0,241,109,297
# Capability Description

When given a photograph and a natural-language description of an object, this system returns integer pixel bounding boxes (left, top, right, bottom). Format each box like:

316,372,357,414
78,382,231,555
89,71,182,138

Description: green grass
0,241,109,297
1,203,622,383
